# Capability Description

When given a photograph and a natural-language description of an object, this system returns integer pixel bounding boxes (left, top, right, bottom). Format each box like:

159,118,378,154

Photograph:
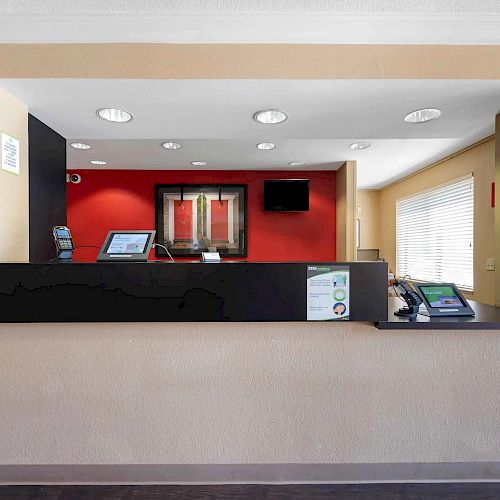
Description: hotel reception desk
0,261,387,323
1,261,500,329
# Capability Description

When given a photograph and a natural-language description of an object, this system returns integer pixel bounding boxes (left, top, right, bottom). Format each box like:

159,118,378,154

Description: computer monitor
96,230,155,262
414,282,475,317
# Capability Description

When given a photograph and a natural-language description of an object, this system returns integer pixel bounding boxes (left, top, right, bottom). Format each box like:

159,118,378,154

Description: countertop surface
8,260,380,266
377,297,500,330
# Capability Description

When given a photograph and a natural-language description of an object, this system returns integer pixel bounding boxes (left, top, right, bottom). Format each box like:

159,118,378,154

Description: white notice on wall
307,265,350,321
1,132,20,175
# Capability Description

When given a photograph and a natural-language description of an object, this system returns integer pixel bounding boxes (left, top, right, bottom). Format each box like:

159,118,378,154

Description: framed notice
307,265,350,321
1,132,20,175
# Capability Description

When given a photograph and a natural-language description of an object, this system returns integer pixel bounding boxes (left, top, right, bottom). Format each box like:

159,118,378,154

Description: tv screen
264,179,310,212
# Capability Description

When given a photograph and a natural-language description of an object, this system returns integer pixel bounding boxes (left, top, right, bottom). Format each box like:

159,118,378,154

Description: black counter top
376,297,500,330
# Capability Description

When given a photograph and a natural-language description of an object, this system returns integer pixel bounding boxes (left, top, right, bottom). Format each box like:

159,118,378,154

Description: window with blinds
396,176,474,290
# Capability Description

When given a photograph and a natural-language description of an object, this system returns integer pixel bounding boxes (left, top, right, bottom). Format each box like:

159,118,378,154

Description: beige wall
1,44,500,79
495,117,500,306
336,161,357,261
377,139,495,304
0,87,29,262
0,321,499,467
356,190,380,250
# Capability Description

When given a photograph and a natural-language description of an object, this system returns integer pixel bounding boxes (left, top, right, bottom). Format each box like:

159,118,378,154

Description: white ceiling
62,139,345,172
1,78,499,189
1,0,500,44
3,1,499,14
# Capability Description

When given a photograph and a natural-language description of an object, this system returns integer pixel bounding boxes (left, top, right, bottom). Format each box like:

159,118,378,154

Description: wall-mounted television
264,179,310,212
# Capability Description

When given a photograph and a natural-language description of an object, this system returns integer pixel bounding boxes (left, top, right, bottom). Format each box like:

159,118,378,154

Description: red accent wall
174,200,193,240
211,199,229,241
67,170,336,262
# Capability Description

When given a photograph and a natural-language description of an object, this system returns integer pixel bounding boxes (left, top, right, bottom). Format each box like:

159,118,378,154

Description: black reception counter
0,261,387,323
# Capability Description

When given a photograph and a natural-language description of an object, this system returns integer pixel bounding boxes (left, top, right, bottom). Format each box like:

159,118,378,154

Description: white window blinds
396,176,474,290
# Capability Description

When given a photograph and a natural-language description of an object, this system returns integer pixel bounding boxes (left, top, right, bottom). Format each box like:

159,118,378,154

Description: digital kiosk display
419,286,465,308
414,282,475,317
97,230,155,262
105,233,150,254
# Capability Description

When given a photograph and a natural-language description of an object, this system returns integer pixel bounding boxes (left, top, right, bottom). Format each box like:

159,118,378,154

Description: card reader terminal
53,226,75,260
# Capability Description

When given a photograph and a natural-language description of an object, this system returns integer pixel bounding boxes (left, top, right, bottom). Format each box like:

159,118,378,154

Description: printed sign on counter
307,265,350,321
1,132,20,175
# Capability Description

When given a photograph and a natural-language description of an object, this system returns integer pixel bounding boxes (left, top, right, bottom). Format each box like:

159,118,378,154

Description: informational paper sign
307,265,350,321
1,132,20,175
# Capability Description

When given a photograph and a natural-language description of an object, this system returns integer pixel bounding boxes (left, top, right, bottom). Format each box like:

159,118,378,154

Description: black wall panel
28,114,66,262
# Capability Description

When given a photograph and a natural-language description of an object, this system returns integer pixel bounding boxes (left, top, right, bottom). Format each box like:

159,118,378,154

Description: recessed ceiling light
404,108,442,123
96,108,132,123
254,109,288,124
191,161,207,166
257,142,276,150
349,142,371,150
90,160,107,165
289,161,307,166
70,142,91,150
162,142,182,150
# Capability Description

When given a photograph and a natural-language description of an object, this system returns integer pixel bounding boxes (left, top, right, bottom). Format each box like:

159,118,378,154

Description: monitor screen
264,179,309,211
105,233,151,254
418,285,466,308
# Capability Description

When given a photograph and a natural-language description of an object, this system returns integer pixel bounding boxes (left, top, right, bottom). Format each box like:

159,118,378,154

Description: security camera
68,173,81,184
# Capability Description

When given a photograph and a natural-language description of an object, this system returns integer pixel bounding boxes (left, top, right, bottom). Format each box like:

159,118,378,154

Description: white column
228,198,234,244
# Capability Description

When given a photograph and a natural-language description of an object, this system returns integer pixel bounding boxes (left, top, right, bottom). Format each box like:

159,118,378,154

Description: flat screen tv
264,179,310,212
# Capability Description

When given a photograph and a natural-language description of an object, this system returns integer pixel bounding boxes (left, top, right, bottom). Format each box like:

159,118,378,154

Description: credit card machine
53,226,75,260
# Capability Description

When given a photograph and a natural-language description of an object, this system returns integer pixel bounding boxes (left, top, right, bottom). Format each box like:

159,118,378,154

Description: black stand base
394,306,419,320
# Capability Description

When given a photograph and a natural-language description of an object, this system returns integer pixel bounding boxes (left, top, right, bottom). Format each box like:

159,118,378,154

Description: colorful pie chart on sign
333,288,346,301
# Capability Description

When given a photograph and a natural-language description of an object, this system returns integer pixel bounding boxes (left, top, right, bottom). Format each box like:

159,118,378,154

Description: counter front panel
0,262,388,323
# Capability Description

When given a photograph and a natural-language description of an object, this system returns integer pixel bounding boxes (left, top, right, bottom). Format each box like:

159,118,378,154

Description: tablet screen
106,233,150,254
419,285,465,308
